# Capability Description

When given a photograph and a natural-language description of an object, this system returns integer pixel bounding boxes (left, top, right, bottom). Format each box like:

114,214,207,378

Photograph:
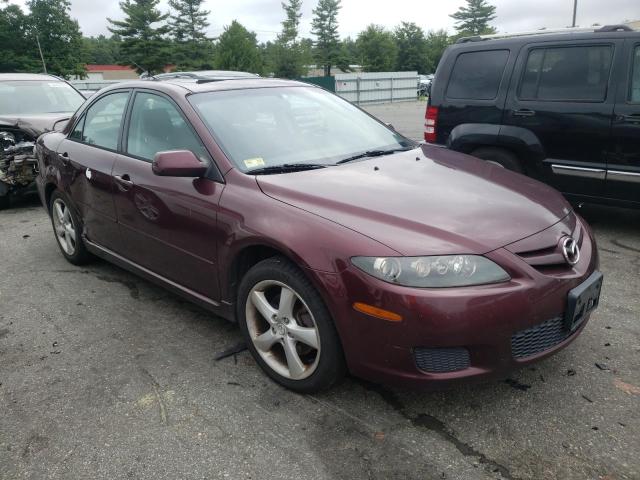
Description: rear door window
446,50,509,100
630,45,640,102
78,92,129,150
519,45,613,102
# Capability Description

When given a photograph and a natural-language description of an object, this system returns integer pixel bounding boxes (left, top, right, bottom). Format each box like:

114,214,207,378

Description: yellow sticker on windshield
244,157,265,168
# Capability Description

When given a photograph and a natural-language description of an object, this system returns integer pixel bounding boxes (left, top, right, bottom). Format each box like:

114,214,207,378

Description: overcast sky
8,0,640,41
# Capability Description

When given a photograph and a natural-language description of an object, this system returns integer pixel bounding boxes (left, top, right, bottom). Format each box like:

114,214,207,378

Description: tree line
0,0,497,78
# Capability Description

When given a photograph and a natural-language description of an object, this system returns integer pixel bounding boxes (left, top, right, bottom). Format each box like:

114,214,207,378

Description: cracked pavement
1,103,639,479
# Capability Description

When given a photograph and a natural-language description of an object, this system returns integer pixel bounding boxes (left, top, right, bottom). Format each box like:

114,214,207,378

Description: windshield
0,80,85,115
189,86,414,172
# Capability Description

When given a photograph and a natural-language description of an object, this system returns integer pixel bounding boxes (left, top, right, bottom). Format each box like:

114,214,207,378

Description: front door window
125,92,209,162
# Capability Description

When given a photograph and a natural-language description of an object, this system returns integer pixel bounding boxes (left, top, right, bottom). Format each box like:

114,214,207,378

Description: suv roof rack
456,24,634,43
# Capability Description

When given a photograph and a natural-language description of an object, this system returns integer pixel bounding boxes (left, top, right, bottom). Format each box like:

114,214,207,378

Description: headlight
351,255,510,288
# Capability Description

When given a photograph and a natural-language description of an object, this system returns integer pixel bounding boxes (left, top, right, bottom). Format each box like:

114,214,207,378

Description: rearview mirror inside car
152,150,208,177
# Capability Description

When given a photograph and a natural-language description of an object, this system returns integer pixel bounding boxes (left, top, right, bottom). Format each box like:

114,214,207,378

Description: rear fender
447,123,546,174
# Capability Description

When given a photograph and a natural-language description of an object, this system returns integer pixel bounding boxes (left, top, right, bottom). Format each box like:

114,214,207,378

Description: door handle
512,109,536,117
114,174,134,191
58,152,69,164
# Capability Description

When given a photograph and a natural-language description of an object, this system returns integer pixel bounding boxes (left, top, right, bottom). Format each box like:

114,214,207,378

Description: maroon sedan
35,79,602,392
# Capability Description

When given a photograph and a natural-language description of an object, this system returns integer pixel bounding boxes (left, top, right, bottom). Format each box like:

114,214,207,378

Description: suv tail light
424,106,438,143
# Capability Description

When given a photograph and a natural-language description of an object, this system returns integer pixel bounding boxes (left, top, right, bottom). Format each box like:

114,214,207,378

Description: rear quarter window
630,45,640,103
446,49,510,100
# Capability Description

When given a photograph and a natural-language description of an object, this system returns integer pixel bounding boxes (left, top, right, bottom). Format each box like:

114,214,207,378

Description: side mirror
152,150,208,177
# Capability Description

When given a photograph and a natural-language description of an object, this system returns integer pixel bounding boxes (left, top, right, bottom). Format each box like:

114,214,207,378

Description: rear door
435,47,513,144
111,89,224,299
504,40,621,198
58,90,130,251
606,40,640,203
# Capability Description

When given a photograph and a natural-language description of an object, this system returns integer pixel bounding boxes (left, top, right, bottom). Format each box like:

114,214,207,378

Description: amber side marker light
353,302,403,322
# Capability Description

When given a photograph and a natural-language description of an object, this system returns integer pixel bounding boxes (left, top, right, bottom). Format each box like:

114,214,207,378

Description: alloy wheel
52,198,77,256
245,280,321,380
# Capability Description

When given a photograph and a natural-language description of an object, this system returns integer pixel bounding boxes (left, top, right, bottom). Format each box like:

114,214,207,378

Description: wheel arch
447,123,546,172
224,241,311,308
44,182,57,213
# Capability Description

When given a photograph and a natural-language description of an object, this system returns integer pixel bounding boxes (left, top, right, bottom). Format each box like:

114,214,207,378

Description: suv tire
471,147,524,173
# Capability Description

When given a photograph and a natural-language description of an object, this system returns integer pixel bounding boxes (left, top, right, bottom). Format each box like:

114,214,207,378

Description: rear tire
49,190,92,265
237,256,346,393
471,147,524,173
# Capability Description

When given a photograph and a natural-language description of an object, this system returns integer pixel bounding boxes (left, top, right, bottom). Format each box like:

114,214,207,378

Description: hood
256,145,572,256
0,113,73,137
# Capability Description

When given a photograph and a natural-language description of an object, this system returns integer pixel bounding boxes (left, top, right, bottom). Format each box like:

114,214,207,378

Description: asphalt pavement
1,103,639,480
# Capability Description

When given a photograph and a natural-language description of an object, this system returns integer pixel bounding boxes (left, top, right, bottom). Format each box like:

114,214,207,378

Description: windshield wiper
248,163,330,175
336,147,416,164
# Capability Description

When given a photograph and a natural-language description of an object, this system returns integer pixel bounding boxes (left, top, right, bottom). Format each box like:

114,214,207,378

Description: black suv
426,25,640,208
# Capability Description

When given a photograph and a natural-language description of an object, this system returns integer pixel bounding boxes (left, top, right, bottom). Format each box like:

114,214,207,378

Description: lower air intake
511,316,574,359
414,347,470,373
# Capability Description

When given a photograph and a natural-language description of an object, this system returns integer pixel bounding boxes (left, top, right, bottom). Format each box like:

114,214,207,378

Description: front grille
414,347,470,373
511,316,574,359
510,218,584,273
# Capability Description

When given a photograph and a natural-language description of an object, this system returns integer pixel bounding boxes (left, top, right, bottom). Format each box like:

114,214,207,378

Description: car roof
99,77,313,95
154,70,260,80
452,27,639,50
0,73,66,82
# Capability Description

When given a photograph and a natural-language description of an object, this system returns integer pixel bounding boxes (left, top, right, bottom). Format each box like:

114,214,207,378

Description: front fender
217,169,398,301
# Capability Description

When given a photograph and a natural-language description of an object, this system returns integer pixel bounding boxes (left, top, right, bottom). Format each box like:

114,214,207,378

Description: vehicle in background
36,78,600,392
425,25,640,208
0,73,85,209
418,74,433,96
151,70,260,82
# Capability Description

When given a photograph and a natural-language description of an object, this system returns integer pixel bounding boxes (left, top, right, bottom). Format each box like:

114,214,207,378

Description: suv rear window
446,50,509,100
519,45,613,102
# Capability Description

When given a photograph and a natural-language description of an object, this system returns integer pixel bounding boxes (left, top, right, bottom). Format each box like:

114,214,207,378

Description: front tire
237,256,346,393
49,190,92,265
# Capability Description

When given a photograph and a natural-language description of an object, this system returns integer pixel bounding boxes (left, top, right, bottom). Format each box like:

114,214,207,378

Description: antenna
35,32,47,74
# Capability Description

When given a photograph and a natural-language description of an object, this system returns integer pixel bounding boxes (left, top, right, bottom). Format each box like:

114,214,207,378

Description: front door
606,41,640,203
504,41,619,198
111,90,224,300
60,90,130,251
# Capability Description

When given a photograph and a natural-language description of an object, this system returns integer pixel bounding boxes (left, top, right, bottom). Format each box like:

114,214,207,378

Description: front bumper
312,219,599,389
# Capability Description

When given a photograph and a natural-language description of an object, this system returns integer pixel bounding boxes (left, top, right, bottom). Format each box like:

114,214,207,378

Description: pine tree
273,0,307,78
280,0,302,45
214,21,262,73
311,0,341,76
168,0,213,69
27,0,86,78
450,0,497,36
108,0,170,75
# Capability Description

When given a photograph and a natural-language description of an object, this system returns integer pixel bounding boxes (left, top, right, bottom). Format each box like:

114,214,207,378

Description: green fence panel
295,76,336,92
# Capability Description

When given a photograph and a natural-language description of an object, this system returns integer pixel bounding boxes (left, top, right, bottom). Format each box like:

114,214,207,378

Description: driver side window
126,92,209,162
